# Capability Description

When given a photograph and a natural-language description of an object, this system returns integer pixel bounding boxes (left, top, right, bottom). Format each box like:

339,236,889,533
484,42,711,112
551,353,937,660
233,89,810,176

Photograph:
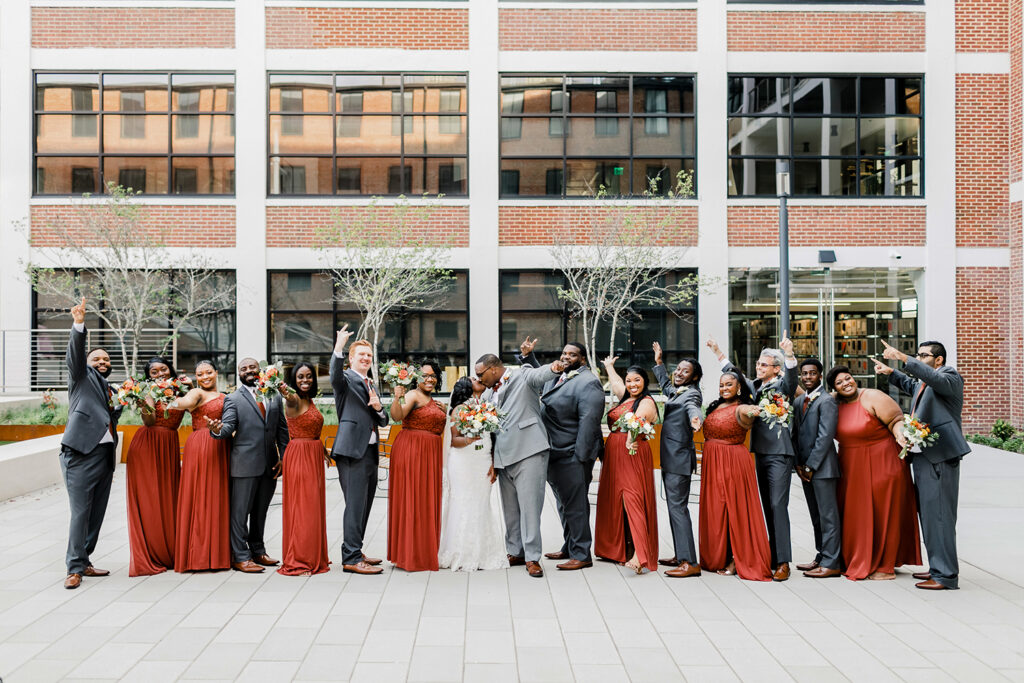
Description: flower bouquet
612,411,657,455
899,414,939,460
452,399,504,449
146,377,189,407
758,390,792,438
254,361,286,403
379,360,421,405
116,377,149,411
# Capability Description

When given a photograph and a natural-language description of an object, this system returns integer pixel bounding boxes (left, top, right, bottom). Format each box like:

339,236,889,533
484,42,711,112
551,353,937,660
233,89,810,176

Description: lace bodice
703,404,748,444
287,402,324,440
153,404,185,429
403,399,447,435
190,394,225,431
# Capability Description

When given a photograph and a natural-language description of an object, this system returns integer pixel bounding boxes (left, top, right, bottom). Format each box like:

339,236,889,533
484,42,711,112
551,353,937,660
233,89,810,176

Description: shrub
992,419,1016,441
967,434,1005,449
1003,436,1024,453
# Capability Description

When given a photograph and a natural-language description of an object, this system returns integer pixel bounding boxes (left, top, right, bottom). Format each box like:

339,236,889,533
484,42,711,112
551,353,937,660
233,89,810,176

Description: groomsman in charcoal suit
60,298,123,589
792,358,842,578
210,357,289,573
874,339,970,590
516,337,606,571
329,325,389,575
708,333,799,581
651,342,704,579
476,352,566,577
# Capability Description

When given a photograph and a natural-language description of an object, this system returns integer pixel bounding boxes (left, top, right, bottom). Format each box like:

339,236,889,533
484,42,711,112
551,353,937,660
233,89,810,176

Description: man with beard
60,298,123,589
517,337,606,570
210,357,289,573
792,358,842,578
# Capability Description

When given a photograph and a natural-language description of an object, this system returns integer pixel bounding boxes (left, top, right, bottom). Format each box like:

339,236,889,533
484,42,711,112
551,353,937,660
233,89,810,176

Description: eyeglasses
755,361,778,369
915,352,934,359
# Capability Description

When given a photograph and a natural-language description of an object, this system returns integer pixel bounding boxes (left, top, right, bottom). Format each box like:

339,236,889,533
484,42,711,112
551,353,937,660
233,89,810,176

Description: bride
438,376,508,571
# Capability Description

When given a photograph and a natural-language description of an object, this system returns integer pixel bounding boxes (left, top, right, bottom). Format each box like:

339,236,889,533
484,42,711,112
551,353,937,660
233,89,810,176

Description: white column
696,0,730,384
0,0,33,392
467,0,500,364
233,5,268,365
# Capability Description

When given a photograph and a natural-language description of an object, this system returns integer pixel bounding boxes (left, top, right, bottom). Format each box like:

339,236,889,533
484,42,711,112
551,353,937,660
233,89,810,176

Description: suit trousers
547,456,593,560
801,475,841,569
336,444,380,565
912,457,961,589
60,443,115,575
498,450,549,562
755,453,794,565
662,471,697,564
230,472,278,562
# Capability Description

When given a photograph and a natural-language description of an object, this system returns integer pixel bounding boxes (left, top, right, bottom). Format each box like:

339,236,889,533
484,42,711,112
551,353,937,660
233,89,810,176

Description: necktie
802,397,810,415
556,374,567,386
255,389,266,418
911,381,926,416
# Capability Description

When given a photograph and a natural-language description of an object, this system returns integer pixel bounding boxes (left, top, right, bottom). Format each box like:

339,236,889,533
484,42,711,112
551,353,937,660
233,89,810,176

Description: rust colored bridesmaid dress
594,398,660,572
126,405,183,576
387,399,446,571
278,402,330,576
698,405,772,581
174,395,231,572
836,399,921,580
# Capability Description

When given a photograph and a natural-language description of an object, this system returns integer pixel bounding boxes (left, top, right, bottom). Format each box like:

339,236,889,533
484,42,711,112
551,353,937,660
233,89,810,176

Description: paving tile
8,657,79,683
617,646,685,681
515,646,574,682
414,616,466,647
677,665,742,682
407,645,464,682
347,662,410,682
237,660,301,682
295,644,359,680
463,662,520,683
182,642,257,680
563,631,619,665
119,660,191,683
144,627,218,662
358,629,416,662
571,663,631,682
465,630,516,663
252,627,318,662
69,642,151,679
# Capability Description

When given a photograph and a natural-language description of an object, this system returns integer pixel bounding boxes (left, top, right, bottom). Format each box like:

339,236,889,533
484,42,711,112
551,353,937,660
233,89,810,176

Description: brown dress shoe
803,566,842,578
915,579,950,590
658,557,680,567
772,563,791,582
343,561,383,575
232,560,266,573
252,554,279,567
83,565,110,577
507,554,525,567
64,573,82,589
912,571,931,581
545,551,569,560
362,554,382,566
525,561,544,577
665,561,702,578
795,561,819,572
556,558,593,571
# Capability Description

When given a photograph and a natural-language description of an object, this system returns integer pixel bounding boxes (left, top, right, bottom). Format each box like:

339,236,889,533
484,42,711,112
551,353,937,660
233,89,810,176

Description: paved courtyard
0,444,1022,683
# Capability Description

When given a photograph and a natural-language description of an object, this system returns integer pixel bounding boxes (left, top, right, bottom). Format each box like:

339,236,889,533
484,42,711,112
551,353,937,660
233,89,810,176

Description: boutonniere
566,369,580,381
807,391,821,405
673,385,687,396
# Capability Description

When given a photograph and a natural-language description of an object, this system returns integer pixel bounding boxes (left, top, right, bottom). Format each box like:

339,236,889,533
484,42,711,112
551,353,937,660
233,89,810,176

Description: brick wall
266,8,468,50
727,206,926,247
956,267,1011,432
30,205,236,248
31,8,234,49
956,0,1009,52
266,206,468,248
1011,202,1023,428
1012,0,1022,185
727,11,925,52
498,205,698,246
498,9,697,51
956,74,1010,247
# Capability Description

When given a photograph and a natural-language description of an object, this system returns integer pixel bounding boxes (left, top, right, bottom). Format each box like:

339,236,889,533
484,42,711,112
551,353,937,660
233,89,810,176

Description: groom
476,353,566,577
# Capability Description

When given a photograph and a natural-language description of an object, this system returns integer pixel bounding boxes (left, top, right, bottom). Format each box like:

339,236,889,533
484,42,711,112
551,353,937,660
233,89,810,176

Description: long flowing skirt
438,443,507,571
594,434,659,571
174,429,230,572
126,426,181,576
279,439,331,576
387,429,443,571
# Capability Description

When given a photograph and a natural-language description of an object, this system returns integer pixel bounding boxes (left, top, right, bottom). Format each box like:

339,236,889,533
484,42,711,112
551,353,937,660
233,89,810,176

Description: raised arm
170,387,204,412
683,387,703,431
330,327,353,414
602,355,625,401
779,332,798,399
515,351,542,369
651,342,673,395
66,298,88,382
522,360,563,390
902,357,964,399
389,385,428,421
516,336,542,368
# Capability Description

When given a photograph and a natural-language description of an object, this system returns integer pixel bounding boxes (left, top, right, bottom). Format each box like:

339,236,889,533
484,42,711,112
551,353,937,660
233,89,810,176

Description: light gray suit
483,362,558,562
792,387,841,570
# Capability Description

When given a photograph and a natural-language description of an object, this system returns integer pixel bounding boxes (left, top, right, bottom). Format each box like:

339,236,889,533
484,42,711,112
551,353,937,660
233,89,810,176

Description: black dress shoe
658,557,680,567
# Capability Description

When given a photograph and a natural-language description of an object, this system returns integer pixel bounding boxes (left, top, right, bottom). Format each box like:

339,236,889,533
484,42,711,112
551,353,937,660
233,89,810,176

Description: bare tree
315,196,454,388
25,183,236,376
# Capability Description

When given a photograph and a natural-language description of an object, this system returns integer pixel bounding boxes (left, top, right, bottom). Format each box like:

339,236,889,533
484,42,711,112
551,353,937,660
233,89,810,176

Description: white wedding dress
438,430,508,571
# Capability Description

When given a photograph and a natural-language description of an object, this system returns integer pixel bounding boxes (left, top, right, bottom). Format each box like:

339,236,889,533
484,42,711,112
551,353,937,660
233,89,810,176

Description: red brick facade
955,267,1011,432
498,9,697,52
31,8,234,49
956,0,1009,52
266,206,469,248
727,11,925,52
1011,203,1023,428
266,8,468,50
498,206,698,247
955,74,1010,247
727,206,927,247
30,205,236,248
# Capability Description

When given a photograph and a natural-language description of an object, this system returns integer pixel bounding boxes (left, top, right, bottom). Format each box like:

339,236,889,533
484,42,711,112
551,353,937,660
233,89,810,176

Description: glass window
500,74,696,198
34,71,235,196
728,75,923,197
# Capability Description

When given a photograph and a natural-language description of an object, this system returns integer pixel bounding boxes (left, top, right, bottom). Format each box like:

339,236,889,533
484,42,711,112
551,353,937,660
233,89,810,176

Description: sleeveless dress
174,395,231,572
387,399,446,571
279,403,330,576
126,405,183,576
836,398,922,580
438,425,507,571
594,398,660,572
698,404,772,581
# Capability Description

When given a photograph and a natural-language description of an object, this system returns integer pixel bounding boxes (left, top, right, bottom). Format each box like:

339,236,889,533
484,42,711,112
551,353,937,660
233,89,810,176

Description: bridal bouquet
452,399,504,450
379,360,422,405
612,412,656,455
116,377,149,410
899,414,939,460
254,361,286,403
758,389,792,438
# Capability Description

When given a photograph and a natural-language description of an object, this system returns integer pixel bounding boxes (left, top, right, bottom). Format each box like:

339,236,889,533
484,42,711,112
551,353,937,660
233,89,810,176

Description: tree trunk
370,326,381,393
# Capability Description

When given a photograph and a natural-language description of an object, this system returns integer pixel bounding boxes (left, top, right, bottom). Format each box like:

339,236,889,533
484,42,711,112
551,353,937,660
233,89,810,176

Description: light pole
777,164,791,342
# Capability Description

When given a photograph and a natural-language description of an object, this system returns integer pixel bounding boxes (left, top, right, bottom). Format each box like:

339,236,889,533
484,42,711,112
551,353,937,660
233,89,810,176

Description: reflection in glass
564,159,629,196
728,117,790,156
792,118,857,156
790,77,856,115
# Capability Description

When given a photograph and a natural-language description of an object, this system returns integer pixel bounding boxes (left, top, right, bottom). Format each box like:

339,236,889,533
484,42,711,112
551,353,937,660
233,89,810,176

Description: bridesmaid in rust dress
172,360,231,572
698,369,772,581
387,360,446,572
126,357,189,576
278,362,330,576
595,358,660,574
827,366,921,580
